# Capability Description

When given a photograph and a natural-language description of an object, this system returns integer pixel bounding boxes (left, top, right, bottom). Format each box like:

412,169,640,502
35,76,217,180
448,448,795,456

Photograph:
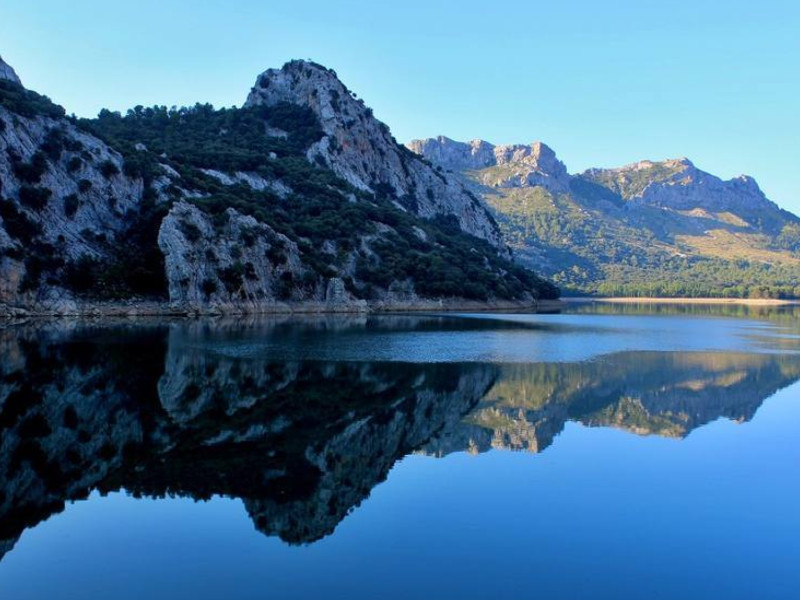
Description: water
1,305,799,599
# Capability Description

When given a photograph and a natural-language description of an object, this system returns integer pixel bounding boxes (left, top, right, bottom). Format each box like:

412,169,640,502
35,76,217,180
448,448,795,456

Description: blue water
1,306,799,599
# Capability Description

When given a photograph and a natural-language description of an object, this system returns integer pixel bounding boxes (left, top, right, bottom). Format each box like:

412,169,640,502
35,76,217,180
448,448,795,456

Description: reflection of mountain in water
424,353,800,457
0,320,497,557
1,318,799,560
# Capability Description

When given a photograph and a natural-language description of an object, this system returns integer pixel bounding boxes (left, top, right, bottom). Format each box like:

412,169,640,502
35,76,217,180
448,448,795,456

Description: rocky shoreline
0,297,562,319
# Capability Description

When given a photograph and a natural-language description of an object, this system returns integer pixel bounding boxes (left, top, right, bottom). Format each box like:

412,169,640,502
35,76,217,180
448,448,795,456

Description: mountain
408,136,800,297
0,58,556,315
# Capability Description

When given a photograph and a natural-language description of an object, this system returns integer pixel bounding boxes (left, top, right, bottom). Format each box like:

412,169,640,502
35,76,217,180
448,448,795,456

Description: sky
1,1,798,211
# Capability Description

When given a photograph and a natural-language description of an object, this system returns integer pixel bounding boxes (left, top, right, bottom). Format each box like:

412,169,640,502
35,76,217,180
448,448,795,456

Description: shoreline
563,297,800,306
4,295,796,319
0,298,564,319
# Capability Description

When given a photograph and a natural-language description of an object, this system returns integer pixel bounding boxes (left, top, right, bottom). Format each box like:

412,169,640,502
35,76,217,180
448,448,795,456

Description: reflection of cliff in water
0,321,497,558
1,319,799,561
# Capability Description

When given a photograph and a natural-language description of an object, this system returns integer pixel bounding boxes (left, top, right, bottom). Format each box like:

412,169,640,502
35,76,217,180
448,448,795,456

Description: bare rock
0,55,21,86
246,61,503,246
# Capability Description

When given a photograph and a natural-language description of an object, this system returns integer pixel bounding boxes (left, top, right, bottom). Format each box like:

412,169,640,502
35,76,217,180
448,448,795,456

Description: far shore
563,296,800,306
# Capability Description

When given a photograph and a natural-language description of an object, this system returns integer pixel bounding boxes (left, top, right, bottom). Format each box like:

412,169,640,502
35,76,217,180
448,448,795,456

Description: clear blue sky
1,1,798,211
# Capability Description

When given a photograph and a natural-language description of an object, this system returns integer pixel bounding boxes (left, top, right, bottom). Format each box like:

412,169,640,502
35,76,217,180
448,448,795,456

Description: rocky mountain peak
408,136,571,194
246,61,503,245
581,157,775,211
494,140,564,170
0,55,22,86
247,60,351,138
405,136,497,171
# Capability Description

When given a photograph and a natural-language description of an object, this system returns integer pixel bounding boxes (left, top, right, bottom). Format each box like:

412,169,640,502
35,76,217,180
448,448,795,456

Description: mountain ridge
409,135,800,297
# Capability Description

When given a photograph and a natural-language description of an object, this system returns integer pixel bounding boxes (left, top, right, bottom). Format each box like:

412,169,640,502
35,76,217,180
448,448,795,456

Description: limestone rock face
407,136,570,194
0,104,147,307
0,56,21,85
245,61,503,246
407,136,498,171
158,202,307,309
410,136,779,220
581,159,781,222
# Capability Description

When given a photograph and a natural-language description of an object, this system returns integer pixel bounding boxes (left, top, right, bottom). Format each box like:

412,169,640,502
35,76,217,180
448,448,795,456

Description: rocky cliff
0,61,160,312
0,57,557,315
410,135,800,296
407,136,570,194
246,62,501,244
0,56,21,86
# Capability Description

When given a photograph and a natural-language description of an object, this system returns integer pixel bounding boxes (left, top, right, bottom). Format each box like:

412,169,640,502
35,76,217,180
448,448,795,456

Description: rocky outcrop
406,136,498,171
407,136,571,194
246,61,503,245
579,158,790,231
0,56,21,85
160,202,310,309
0,103,150,309
157,202,369,312
200,169,291,198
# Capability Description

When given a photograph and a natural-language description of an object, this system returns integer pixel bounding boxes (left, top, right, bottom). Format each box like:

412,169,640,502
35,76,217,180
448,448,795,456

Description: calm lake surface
1,303,799,599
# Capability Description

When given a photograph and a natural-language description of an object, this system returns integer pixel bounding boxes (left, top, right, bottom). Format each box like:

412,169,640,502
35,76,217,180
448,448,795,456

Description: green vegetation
592,260,800,299
1,78,557,302
99,160,120,179
356,214,556,300
0,195,62,293
0,79,66,119
63,194,79,218
581,161,686,199
62,199,170,299
10,150,48,184
77,102,324,176
18,186,52,210
80,102,557,301
477,177,800,299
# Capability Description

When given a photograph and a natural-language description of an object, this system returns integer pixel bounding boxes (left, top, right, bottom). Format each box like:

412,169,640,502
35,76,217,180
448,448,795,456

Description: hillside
409,136,800,298
0,57,557,315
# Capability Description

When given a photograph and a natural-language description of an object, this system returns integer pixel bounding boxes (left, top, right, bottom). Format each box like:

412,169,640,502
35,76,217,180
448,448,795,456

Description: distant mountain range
408,137,800,297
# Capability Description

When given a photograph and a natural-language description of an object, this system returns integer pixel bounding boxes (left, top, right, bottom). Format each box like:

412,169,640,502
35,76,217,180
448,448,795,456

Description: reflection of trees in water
566,300,800,323
1,319,799,559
